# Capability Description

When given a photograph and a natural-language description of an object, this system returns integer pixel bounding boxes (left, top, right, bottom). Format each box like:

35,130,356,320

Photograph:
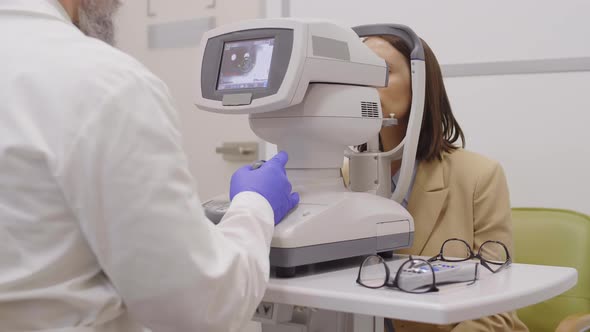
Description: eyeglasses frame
356,255,440,294
427,238,512,274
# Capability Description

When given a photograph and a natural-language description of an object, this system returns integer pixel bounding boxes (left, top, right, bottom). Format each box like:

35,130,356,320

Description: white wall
279,0,590,214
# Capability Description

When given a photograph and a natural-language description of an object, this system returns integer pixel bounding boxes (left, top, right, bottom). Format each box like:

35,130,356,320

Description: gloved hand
230,151,300,225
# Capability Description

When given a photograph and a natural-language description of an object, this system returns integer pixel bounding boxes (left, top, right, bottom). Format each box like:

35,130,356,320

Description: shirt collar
0,0,72,24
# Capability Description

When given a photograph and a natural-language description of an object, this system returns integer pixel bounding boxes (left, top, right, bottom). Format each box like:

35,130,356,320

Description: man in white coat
0,0,300,331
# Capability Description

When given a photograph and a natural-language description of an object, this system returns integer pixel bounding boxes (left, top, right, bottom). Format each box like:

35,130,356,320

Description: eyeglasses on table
357,255,476,293
356,238,511,293
427,238,512,273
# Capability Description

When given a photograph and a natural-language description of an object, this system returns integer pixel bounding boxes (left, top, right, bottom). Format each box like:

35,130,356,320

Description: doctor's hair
360,35,465,161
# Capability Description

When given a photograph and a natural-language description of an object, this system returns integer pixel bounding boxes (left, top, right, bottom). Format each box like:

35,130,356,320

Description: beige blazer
345,149,529,332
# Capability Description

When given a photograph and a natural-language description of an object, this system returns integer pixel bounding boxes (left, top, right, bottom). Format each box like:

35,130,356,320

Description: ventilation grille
361,101,379,118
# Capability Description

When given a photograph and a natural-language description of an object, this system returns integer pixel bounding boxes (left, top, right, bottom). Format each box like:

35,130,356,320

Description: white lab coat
0,1,275,331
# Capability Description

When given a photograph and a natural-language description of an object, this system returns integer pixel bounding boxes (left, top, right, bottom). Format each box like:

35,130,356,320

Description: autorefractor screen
217,38,275,90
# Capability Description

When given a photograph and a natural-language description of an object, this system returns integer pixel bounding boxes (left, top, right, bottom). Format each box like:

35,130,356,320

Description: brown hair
361,35,465,161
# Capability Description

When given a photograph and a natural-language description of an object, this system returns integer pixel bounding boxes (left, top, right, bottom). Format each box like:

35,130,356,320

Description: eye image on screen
217,38,275,90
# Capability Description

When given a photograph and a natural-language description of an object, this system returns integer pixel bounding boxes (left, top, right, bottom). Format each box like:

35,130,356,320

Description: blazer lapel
401,159,449,255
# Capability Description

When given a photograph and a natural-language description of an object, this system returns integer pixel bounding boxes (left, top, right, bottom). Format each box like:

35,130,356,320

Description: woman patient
344,35,529,331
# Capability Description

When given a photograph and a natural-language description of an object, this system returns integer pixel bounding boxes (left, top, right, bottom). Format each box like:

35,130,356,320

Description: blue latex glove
230,151,300,225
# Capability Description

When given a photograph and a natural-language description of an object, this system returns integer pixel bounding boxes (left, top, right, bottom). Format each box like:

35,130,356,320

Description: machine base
270,232,414,277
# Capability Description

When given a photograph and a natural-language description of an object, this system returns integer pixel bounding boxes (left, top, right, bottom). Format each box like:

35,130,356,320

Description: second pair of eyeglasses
357,238,512,293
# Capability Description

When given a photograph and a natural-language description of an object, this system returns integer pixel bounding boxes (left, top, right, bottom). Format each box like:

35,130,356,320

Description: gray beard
76,0,121,46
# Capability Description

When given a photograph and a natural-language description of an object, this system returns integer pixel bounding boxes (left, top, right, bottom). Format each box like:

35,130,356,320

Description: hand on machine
230,151,300,225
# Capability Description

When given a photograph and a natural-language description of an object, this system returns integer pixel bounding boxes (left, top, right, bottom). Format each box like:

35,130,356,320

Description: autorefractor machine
196,19,426,277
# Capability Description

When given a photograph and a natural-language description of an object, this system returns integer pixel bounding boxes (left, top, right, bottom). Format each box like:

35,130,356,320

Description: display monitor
217,38,275,90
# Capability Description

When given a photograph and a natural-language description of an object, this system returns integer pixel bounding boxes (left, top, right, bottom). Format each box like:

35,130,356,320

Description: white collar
0,0,72,24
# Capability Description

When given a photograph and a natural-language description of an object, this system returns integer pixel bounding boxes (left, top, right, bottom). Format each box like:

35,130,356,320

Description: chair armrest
556,313,590,332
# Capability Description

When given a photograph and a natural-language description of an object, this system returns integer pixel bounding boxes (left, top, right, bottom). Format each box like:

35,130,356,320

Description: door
114,0,263,202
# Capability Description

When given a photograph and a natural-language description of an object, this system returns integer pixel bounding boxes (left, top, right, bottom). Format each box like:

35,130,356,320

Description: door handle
215,142,258,162
215,146,255,156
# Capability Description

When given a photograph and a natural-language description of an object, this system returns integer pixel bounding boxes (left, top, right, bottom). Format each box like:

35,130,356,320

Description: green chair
512,208,590,332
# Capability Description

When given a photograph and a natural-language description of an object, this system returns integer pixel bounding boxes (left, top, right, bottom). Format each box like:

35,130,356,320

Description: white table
255,256,578,331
